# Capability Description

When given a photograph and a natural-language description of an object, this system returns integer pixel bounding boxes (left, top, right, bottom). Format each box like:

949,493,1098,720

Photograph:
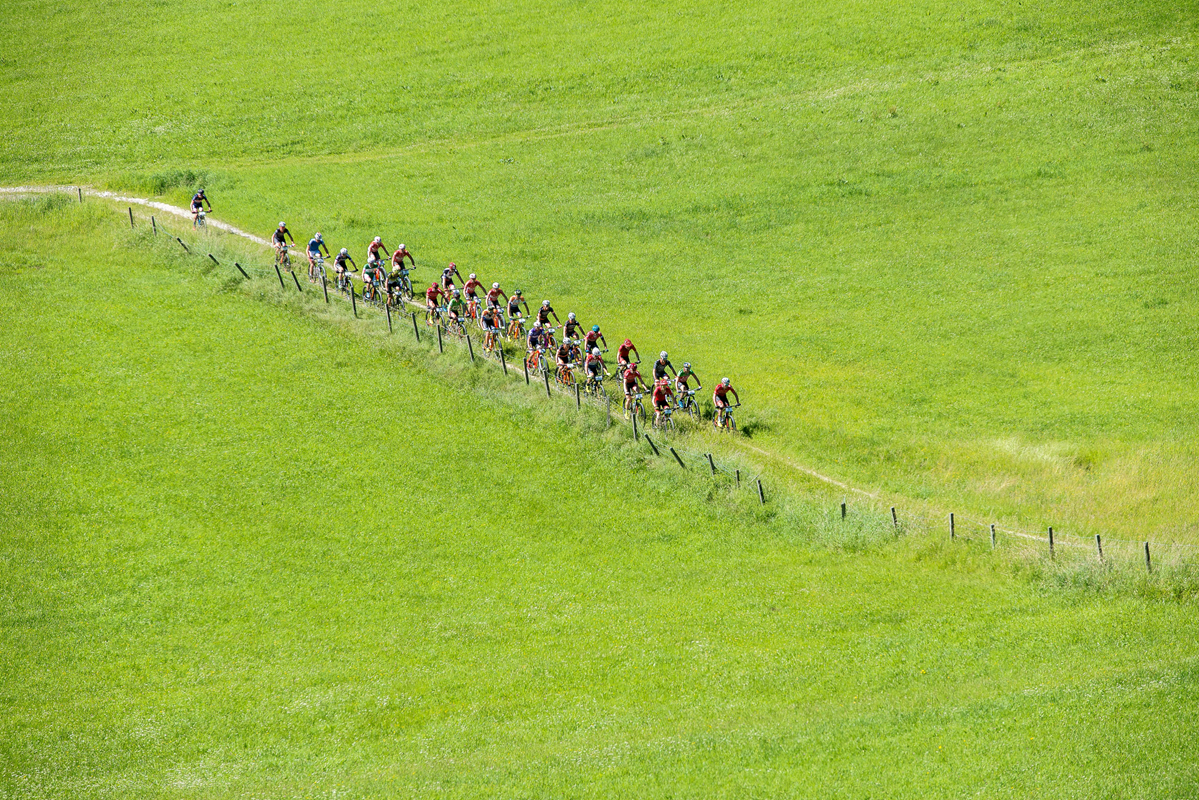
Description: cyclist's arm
731,389,740,404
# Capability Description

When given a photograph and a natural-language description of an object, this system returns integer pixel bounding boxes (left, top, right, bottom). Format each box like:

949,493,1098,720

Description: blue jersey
307,238,323,254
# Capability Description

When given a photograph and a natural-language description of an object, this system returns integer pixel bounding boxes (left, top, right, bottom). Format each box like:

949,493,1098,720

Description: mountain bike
506,313,525,342
542,326,557,351
425,304,445,326
525,346,547,376
715,402,740,433
677,388,699,421
446,314,466,339
308,254,326,284
653,405,676,432
336,269,353,297
626,391,647,423
276,244,293,271
556,362,576,388
194,208,207,230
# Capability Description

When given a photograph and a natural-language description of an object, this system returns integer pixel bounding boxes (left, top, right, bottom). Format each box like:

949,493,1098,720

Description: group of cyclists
189,190,742,431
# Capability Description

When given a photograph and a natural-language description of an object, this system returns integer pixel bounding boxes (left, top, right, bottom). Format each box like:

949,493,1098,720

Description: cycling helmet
592,325,600,333
624,339,633,346
592,347,601,356
533,321,542,328
568,312,576,320
278,222,286,227
398,244,405,250
469,273,477,280
315,233,322,241
492,282,500,289
453,289,460,296
339,248,348,255
449,262,455,268
542,300,550,307
722,377,730,386
660,351,668,359
683,362,691,369
373,236,381,243
515,289,523,296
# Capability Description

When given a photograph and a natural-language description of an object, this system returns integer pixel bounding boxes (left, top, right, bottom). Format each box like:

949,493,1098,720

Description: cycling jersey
447,298,465,316
617,343,634,362
272,227,290,245
623,367,640,387
508,298,522,315
585,331,601,350
426,286,442,302
652,385,672,407
676,368,697,388
527,329,543,348
334,255,351,270
482,311,499,330
191,192,207,209
307,238,324,255
537,305,555,324
391,249,413,267
368,242,386,260
564,320,582,339
556,345,571,363
714,384,733,406
585,354,603,375
652,359,674,380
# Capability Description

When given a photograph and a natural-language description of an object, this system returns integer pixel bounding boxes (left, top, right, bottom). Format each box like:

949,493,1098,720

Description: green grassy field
5,0,1198,541
5,0,1199,795
4,197,1199,798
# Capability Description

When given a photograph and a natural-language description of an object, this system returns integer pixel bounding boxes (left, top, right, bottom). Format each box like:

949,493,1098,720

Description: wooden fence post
411,312,420,342
950,512,955,540
841,500,847,519
990,524,996,550
176,237,190,253
891,507,898,528
350,285,358,316
645,435,660,456
756,479,765,505
275,263,286,290
386,303,393,333
543,369,552,399
735,469,740,488
1095,534,1103,562
466,334,474,361
77,187,83,203
234,262,249,279
1144,541,1152,573
670,447,686,468
322,275,329,303
151,216,157,235
706,454,716,475
128,207,135,228
436,324,443,353
1048,527,1055,559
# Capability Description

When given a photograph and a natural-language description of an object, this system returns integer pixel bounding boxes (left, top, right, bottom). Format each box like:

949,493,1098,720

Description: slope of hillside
2,196,1199,798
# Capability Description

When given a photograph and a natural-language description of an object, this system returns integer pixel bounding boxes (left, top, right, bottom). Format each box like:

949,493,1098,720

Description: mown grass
4,0,1197,542
4,197,1199,798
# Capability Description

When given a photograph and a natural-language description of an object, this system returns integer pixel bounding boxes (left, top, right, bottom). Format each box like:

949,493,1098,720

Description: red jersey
623,366,640,386
487,287,503,303
426,285,442,301
586,353,603,370
652,383,672,405
391,249,412,266
368,241,386,259
464,278,483,296
714,384,732,400
618,343,634,361
585,331,600,348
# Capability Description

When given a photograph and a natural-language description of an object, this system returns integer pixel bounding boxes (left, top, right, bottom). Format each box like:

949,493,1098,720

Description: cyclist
507,289,530,321
362,258,385,301
526,321,545,353
366,236,390,269
440,262,462,293
486,282,507,312
536,300,560,327
463,272,484,302
651,351,677,382
563,312,584,342
651,378,675,426
565,336,583,365
675,361,702,412
391,243,414,270
272,222,295,264
675,361,701,392
585,347,607,386
306,233,330,281
386,264,407,306
622,361,648,415
446,289,467,327
425,281,446,323
481,306,501,351
713,377,740,429
584,324,607,355
616,338,640,371
333,248,356,290
190,190,211,227
555,338,574,382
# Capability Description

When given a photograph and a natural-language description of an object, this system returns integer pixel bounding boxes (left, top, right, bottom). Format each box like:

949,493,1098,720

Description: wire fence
88,193,1199,576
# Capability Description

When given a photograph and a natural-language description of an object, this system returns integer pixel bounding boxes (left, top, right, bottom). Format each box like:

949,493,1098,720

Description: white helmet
592,347,601,356
278,222,286,227
683,362,691,369
398,243,405,250
314,233,322,240
492,282,500,289
568,312,576,320
533,321,543,328
660,351,668,359
339,248,348,255
469,273,477,280
373,236,381,243
542,300,550,307
722,377,730,386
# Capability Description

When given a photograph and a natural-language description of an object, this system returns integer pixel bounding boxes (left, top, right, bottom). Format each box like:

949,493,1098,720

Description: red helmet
624,339,632,346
